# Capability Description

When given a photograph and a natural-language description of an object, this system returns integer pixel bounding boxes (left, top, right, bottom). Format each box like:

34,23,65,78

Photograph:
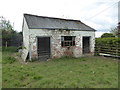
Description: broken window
61,36,75,47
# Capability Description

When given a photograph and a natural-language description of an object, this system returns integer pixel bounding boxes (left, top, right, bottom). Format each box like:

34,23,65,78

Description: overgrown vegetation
2,46,18,52
0,16,22,47
2,55,16,64
95,37,120,56
2,47,17,64
0,51,2,89
96,37,120,45
101,33,115,38
2,51,118,88
110,27,119,37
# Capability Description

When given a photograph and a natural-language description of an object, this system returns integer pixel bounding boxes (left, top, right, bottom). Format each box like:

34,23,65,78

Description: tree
110,22,120,37
0,17,14,47
110,28,118,37
0,16,13,31
0,16,22,47
101,33,115,38
117,22,120,37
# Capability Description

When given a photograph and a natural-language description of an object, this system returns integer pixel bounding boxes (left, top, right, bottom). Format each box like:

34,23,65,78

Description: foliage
2,56,16,64
0,51,1,89
2,51,16,64
2,46,18,52
0,17,14,46
0,16,13,31
2,52,118,88
96,37,120,45
110,28,119,37
95,37,120,56
101,33,115,38
0,16,22,47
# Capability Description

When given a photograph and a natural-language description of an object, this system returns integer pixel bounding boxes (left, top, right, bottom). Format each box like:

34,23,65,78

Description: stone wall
29,29,95,59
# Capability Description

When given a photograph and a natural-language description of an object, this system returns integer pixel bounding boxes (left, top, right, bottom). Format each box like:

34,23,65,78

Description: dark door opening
37,37,50,60
83,37,90,54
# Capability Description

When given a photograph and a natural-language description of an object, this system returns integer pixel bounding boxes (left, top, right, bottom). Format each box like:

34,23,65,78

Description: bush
2,46,18,52
101,33,115,38
95,37,120,56
2,56,16,64
96,37,120,45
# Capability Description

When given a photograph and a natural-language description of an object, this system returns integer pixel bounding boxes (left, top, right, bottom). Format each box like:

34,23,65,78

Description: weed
2,46,17,52
2,56,16,64
33,75,43,80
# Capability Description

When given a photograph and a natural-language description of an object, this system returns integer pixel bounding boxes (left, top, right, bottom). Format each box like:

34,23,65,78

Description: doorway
82,37,90,54
37,37,50,60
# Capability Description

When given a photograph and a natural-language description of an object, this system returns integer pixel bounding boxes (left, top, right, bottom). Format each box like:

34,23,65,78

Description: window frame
61,36,76,47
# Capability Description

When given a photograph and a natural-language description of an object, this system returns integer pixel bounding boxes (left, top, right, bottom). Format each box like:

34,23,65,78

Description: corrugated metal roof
24,14,95,31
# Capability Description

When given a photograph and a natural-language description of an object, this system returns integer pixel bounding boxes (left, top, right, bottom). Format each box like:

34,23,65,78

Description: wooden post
5,41,7,47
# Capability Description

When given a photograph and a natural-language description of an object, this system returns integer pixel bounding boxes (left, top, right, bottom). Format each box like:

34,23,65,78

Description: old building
22,14,96,61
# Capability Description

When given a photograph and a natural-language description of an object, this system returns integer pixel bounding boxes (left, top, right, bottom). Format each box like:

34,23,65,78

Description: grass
2,52,118,88
0,51,2,89
2,46,18,52
2,56,16,64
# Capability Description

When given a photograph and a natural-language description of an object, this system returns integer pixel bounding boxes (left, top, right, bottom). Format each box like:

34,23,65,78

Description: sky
0,0,119,37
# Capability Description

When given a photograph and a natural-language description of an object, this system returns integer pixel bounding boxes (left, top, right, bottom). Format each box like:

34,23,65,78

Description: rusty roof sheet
24,14,95,31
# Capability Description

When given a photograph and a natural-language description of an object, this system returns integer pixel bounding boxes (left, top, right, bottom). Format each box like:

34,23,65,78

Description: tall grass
2,47,17,64
2,56,16,64
2,46,18,52
0,47,1,81
2,55,118,88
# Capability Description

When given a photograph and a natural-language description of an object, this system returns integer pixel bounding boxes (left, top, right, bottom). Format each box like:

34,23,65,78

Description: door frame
82,36,91,54
36,36,51,59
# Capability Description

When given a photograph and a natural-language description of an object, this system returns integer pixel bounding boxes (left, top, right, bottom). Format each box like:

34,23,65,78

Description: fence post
5,41,7,47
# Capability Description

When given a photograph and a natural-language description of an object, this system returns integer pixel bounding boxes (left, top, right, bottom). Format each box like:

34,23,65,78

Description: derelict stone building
22,14,95,61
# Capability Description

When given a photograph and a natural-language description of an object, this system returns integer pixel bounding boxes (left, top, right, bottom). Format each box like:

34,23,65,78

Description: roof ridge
24,13,81,22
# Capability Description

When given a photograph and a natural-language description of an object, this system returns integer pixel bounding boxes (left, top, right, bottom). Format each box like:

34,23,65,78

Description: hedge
96,37,120,45
95,37,120,56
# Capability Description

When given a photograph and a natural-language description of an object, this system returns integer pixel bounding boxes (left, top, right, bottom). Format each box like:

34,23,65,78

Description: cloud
80,1,118,33
0,0,119,32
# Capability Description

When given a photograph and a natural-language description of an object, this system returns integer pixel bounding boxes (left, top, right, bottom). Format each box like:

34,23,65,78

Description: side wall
21,17,30,61
29,29,95,59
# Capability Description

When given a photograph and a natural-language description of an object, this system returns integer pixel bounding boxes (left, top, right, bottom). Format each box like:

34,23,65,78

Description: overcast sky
0,0,119,37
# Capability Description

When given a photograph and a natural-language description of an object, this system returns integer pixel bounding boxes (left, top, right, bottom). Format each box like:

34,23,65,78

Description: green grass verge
2,52,118,88
2,46,18,52
0,51,2,89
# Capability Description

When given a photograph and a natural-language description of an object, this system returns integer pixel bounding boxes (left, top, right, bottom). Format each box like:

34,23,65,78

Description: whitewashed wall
29,29,95,59
21,18,30,61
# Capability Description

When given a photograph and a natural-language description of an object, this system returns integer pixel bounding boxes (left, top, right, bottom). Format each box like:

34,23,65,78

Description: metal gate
37,37,50,60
